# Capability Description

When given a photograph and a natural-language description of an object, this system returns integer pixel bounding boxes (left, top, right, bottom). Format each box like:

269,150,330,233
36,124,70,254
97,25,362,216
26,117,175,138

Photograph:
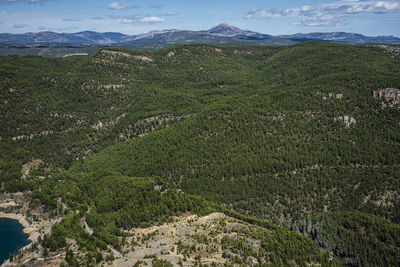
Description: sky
0,0,399,36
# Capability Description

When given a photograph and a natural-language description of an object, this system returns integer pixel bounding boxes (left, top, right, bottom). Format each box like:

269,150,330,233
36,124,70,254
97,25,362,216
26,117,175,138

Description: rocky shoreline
0,212,37,267
0,212,37,243
0,197,60,267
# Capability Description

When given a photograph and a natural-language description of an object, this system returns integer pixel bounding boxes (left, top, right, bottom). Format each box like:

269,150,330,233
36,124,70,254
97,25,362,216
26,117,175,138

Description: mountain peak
208,23,244,36
212,23,241,30
216,23,233,28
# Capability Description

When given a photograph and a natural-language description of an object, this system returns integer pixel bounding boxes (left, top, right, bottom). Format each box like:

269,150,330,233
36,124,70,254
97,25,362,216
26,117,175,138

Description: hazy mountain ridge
279,31,400,44
0,31,131,45
1,23,400,45
204,23,272,39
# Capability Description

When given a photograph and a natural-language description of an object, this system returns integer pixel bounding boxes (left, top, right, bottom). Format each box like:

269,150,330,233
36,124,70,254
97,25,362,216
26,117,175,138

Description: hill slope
1,42,400,266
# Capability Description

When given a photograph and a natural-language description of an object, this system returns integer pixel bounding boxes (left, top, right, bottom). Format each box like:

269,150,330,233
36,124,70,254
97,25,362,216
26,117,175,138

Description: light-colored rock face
21,159,44,178
373,44,400,58
133,55,153,62
100,50,133,58
100,49,153,62
0,201,17,208
62,53,89,57
335,115,356,128
373,88,400,108
234,49,254,55
314,91,344,101
106,212,262,267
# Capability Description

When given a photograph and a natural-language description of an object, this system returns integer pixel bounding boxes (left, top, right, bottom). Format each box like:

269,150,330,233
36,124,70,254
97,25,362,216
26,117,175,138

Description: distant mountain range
278,32,400,45
1,23,399,48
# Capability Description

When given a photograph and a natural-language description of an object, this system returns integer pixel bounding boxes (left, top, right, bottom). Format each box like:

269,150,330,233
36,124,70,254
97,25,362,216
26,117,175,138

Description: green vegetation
0,43,99,57
38,173,212,253
294,212,400,266
0,141,33,183
1,42,400,265
31,170,334,266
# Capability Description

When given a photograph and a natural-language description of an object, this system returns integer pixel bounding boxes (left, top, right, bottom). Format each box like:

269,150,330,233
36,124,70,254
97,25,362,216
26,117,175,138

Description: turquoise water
0,217,31,265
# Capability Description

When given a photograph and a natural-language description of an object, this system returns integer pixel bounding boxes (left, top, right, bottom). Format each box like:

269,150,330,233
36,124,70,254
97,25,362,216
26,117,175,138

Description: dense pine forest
1,42,400,266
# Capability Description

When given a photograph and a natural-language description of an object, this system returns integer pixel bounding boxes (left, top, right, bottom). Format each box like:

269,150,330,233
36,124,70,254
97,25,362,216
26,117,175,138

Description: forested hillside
1,42,400,266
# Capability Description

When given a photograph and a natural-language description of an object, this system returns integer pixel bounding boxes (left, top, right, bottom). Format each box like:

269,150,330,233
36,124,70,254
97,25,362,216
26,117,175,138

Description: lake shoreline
0,207,64,267
0,212,36,267
0,212,36,243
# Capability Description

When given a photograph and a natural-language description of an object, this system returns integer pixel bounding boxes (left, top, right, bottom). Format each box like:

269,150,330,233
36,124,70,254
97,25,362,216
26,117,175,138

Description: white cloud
121,18,134,24
139,16,165,23
244,6,319,19
245,0,400,27
301,5,315,13
119,15,165,24
293,14,348,27
323,0,399,14
108,2,133,10
0,10,163,34
244,8,285,19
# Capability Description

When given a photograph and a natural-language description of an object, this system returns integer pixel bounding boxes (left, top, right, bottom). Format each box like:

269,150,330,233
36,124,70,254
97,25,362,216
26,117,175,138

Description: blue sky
0,0,399,36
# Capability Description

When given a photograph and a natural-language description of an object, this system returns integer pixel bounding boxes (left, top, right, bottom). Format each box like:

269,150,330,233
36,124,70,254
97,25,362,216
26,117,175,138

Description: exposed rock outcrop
373,88,400,108
21,159,44,179
314,91,343,100
99,49,153,62
334,115,356,128
372,45,400,58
